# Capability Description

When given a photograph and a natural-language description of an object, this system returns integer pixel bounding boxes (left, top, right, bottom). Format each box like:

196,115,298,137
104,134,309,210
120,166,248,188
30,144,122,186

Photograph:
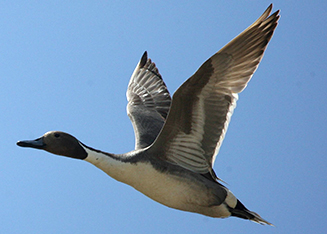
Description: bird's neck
81,144,139,185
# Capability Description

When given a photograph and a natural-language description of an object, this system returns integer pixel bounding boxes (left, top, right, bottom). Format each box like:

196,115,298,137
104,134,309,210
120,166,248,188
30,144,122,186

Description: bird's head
17,131,88,159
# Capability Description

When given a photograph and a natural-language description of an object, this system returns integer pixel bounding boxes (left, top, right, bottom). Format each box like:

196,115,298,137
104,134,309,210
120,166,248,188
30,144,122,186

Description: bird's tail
229,199,273,226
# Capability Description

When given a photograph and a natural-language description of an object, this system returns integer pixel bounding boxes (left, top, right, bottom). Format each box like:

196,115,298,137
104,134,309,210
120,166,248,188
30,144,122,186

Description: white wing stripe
212,93,238,165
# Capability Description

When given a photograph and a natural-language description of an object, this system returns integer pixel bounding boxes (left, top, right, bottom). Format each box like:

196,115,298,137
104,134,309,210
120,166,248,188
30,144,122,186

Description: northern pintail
17,5,279,225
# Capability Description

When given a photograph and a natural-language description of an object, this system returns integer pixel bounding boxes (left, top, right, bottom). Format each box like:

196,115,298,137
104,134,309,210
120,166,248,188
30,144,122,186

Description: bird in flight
17,4,279,225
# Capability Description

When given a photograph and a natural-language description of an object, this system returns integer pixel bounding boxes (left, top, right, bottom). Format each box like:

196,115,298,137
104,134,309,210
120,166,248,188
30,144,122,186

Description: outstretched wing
127,52,172,149
148,5,280,177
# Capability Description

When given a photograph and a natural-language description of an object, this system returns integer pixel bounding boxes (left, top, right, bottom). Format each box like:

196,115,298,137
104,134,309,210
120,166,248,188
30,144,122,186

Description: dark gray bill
17,137,45,149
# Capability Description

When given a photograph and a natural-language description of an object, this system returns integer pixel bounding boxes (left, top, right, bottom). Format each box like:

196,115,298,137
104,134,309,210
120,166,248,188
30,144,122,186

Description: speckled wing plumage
127,52,172,149
149,5,280,177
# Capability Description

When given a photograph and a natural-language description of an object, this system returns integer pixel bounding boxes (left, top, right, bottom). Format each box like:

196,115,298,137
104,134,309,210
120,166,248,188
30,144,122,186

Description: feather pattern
148,4,279,176
127,52,171,149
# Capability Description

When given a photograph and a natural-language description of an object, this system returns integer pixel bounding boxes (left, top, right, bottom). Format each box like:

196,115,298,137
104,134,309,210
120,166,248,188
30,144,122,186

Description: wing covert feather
127,52,172,149
148,5,279,177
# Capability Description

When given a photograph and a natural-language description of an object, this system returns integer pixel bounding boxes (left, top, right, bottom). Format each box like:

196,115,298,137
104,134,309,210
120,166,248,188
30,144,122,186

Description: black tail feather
229,199,273,226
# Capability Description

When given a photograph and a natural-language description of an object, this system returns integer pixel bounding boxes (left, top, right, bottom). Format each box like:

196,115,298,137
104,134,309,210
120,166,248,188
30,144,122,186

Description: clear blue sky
1,1,326,233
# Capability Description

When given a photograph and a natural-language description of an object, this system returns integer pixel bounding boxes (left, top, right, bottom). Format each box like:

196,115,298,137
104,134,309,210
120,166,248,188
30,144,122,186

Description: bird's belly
130,164,199,208
92,158,232,218
114,162,222,215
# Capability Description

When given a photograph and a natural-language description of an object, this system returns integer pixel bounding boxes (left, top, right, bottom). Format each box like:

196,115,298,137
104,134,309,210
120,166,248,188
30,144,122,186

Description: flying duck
17,5,279,225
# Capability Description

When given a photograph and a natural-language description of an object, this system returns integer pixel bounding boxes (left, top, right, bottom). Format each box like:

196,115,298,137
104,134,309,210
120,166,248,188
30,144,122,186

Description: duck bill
17,137,45,149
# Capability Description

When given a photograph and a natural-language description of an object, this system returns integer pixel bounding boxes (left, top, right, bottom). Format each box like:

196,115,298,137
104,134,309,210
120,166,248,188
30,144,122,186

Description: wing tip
140,51,148,68
268,4,281,22
253,4,280,27
267,3,273,13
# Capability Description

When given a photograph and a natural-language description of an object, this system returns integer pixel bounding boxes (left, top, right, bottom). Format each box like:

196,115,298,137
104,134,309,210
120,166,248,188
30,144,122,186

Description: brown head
17,131,88,159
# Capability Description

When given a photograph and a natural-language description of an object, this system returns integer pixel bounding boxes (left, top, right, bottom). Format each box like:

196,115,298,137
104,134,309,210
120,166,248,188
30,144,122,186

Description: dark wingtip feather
140,51,148,68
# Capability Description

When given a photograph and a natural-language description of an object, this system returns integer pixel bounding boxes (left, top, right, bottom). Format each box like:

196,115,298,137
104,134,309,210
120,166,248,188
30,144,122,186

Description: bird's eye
54,133,60,138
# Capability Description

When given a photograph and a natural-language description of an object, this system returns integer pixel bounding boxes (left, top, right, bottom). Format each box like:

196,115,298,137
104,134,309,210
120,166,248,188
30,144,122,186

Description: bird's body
17,5,280,225
84,146,234,218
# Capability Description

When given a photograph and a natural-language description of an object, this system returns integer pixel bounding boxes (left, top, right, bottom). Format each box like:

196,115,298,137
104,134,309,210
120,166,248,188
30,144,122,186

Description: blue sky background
1,1,326,233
